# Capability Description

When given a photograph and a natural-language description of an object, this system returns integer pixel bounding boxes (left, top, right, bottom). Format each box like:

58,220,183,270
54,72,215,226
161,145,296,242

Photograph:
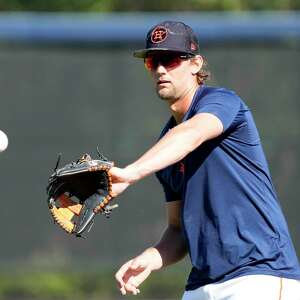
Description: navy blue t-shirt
156,85,300,290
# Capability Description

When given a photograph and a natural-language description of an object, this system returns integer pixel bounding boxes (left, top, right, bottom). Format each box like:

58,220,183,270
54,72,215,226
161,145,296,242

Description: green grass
0,267,188,299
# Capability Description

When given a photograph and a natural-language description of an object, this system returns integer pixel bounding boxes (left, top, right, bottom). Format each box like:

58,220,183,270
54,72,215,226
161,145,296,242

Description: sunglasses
144,53,194,71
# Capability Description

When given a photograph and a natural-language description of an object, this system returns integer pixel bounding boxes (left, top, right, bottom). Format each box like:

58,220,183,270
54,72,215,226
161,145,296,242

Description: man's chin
156,89,173,101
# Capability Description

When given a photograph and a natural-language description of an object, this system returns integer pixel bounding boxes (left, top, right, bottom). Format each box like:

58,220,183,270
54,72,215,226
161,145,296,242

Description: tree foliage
1,0,300,11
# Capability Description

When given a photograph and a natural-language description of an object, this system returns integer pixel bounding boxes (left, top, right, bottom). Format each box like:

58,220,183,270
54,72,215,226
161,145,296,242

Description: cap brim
133,48,188,58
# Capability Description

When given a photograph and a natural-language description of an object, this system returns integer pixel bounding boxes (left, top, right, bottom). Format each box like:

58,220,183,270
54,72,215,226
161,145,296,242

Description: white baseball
0,130,8,152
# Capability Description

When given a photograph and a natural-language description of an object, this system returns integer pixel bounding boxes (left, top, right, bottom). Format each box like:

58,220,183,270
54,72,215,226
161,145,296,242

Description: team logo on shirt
151,26,168,43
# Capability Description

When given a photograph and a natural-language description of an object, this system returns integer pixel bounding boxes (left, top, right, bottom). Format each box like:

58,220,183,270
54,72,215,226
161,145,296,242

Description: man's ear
191,55,203,75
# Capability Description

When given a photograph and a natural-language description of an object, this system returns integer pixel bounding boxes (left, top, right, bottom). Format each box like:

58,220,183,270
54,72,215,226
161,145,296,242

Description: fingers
109,166,137,185
111,182,130,197
109,167,123,181
119,277,141,295
115,260,133,288
126,267,151,293
115,258,152,295
123,277,141,295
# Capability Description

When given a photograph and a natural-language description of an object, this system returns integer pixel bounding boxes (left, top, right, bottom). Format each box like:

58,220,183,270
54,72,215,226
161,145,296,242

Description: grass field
0,266,188,300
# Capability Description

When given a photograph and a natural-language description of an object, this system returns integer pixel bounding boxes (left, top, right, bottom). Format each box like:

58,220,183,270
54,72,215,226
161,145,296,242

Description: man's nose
156,63,167,74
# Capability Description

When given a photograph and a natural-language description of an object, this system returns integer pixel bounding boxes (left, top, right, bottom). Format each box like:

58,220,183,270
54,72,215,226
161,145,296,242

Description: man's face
144,52,200,101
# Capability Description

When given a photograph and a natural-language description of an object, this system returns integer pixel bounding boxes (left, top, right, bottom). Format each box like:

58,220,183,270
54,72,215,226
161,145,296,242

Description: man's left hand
109,166,138,197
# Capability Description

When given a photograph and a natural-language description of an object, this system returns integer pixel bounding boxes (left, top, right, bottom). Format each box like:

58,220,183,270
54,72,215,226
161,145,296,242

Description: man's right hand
115,248,163,295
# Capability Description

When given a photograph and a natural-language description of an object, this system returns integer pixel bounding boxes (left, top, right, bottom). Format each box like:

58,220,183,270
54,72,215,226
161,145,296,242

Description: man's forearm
125,113,223,183
127,123,203,182
145,224,188,271
108,126,196,196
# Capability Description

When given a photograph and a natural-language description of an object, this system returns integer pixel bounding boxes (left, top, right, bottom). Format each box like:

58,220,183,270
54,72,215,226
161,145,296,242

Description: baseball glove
46,152,117,237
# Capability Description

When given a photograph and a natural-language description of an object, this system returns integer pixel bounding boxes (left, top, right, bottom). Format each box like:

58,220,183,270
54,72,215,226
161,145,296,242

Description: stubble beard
156,85,178,101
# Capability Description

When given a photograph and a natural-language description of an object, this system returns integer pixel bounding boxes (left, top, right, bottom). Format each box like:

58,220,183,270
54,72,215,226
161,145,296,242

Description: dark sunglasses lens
144,57,155,70
161,56,182,69
144,55,183,71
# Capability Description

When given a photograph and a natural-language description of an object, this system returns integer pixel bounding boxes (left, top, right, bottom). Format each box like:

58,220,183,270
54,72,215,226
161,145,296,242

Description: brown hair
192,56,210,85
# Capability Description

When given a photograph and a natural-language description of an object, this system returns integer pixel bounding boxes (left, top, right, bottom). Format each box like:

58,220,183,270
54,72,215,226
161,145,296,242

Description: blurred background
0,1,299,299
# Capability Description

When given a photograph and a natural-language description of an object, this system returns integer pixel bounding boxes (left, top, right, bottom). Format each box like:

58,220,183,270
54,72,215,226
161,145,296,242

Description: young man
109,21,300,299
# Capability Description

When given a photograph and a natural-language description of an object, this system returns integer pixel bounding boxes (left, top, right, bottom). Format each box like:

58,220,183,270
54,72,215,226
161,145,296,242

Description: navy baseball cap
133,21,200,58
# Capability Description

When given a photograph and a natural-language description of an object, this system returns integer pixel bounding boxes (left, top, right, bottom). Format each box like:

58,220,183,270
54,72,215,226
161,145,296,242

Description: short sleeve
155,172,181,202
194,89,241,132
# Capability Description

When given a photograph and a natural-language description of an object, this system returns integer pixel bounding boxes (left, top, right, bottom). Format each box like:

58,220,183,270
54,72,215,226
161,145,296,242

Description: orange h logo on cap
151,26,168,43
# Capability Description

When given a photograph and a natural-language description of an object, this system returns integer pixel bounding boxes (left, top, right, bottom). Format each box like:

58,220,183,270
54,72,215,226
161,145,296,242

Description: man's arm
110,113,223,196
154,200,187,267
129,113,222,180
115,200,186,295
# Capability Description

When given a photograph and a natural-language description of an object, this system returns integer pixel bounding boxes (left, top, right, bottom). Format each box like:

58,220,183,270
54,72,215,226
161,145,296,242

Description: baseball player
110,21,300,299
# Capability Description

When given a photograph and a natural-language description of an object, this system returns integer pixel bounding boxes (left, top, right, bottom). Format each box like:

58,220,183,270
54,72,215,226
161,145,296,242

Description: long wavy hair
193,56,210,85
